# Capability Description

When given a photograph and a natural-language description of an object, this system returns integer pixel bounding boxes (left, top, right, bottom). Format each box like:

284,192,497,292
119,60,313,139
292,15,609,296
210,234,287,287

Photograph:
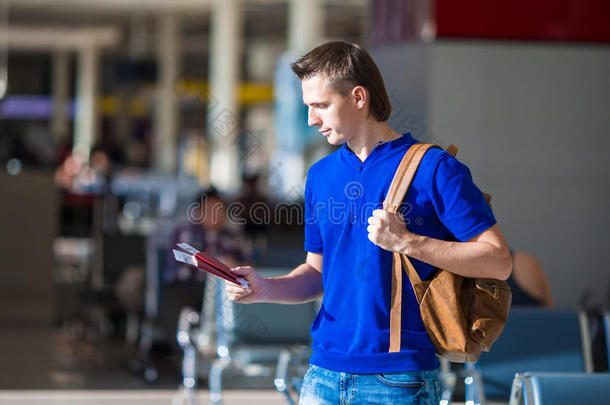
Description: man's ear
352,86,367,111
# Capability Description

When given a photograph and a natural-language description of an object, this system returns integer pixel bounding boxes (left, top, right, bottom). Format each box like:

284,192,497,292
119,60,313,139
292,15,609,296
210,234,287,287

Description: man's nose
308,107,321,127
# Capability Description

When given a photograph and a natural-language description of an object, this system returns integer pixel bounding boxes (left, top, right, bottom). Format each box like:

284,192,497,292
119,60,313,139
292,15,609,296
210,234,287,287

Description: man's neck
346,122,397,162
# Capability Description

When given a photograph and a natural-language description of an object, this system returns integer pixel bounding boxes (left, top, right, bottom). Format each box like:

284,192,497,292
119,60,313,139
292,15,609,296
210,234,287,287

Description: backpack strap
384,142,440,352
384,142,492,352
446,144,458,157
383,143,432,214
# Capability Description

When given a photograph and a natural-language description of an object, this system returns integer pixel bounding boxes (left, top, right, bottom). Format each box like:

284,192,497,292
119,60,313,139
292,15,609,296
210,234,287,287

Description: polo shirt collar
340,132,415,168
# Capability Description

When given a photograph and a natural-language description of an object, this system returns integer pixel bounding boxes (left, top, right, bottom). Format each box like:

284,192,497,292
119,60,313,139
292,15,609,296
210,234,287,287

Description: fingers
369,209,390,225
372,209,388,219
367,232,377,245
225,266,260,302
369,209,405,227
367,211,384,230
225,280,252,302
367,216,384,227
367,212,382,243
230,266,253,277
367,210,398,245
367,223,380,244
231,266,258,288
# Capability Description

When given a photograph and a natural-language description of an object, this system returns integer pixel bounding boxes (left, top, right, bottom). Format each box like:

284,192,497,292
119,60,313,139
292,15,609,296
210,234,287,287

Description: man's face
199,196,226,231
302,75,360,145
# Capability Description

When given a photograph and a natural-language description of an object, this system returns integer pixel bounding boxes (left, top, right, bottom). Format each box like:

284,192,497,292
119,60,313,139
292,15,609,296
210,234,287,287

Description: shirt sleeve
304,172,323,253
428,153,497,241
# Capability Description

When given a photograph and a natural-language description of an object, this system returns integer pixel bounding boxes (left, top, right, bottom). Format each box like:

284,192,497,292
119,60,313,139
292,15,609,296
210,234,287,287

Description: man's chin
326,137,344,146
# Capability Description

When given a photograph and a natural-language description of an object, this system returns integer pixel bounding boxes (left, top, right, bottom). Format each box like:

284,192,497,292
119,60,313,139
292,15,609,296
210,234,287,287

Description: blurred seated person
234,173,272,255
158,186,249,352
54,147,111,236
507,249,554,308
55,147,110,195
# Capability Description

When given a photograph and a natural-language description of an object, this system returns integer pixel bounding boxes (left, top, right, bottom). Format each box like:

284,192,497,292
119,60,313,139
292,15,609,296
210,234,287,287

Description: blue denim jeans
299,364,440,404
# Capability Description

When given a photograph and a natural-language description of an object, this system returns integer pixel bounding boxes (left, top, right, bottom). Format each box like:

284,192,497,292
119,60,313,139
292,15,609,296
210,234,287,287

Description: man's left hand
367,209,416,254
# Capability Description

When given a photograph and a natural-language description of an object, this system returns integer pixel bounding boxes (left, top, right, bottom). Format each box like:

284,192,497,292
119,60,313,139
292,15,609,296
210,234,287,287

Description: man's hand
225,266,267,304
367,209,417,254
368,210,512,280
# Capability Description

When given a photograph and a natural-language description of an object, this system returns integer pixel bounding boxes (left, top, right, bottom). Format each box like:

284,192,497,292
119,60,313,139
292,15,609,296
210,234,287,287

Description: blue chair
274,345,313,405
509,372,610,405
208,268,317,405
604,311,610,372
173,268,318,405
470,308,593,401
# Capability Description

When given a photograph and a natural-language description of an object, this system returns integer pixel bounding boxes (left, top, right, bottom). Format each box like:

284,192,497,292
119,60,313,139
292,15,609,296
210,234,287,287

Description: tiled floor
0,323,293,403
0,324,508,404
0,390,288,405
0,391,508,405
0,324,178,390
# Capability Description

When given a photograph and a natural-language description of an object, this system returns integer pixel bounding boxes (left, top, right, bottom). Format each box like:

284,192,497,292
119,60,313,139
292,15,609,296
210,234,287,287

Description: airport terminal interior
0,0,609,404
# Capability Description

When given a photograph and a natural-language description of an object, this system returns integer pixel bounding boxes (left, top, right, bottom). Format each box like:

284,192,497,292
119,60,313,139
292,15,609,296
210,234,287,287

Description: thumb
230,266,253,277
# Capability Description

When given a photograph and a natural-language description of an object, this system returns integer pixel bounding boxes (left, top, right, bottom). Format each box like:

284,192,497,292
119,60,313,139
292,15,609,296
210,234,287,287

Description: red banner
436,0,610,43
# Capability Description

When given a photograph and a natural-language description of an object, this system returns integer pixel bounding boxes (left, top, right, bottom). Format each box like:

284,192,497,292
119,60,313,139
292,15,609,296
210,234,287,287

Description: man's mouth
320,129,331,136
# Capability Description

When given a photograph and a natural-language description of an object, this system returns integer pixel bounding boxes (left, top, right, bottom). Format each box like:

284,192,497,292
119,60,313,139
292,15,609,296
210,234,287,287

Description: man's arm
368,210,512,280
225,252,323,304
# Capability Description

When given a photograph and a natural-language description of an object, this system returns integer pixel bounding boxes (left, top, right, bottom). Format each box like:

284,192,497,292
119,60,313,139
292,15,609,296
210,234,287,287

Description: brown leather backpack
383,142,512,363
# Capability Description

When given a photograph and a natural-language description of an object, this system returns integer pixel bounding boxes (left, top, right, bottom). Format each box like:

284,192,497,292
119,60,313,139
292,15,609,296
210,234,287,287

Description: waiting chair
467,308,593,402
604,310,610,372
274,345,313,405
124,219,176,382
508,372,610,405
174,268,318,405
210,269,317,404
437,357,458,405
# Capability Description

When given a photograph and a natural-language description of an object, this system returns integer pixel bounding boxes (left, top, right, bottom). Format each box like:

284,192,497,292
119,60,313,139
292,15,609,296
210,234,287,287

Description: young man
225,41,512,404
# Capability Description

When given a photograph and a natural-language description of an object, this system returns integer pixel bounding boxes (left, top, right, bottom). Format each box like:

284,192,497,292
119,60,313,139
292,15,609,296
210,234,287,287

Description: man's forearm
403,234,512,280
261,263,324,304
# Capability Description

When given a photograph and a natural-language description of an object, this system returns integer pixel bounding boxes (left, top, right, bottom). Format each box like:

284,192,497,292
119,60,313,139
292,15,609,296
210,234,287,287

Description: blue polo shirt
304,133,496,373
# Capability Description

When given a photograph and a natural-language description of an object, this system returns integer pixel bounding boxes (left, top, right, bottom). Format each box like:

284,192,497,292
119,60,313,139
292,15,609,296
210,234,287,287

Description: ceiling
1,0,368,52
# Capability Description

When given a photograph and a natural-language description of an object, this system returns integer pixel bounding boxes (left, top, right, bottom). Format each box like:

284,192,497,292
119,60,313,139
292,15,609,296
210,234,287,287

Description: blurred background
0,0,609,404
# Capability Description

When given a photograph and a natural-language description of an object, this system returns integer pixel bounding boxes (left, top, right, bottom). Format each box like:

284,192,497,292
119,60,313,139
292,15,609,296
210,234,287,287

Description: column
207,0,242,193
288,0,324,54
154,12,180,172
52,50,70,144
73,45,98,163
270,0,324,200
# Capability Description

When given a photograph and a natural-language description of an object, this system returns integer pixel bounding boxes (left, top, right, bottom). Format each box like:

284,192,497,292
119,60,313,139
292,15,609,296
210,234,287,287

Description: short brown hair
291,41,392,122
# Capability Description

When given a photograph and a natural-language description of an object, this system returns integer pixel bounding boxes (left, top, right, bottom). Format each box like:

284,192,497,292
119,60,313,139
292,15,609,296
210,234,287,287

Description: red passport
173,242,249,288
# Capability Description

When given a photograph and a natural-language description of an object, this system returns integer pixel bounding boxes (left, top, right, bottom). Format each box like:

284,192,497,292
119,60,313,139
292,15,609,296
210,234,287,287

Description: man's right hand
224,254,323,305
225,266,267,304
